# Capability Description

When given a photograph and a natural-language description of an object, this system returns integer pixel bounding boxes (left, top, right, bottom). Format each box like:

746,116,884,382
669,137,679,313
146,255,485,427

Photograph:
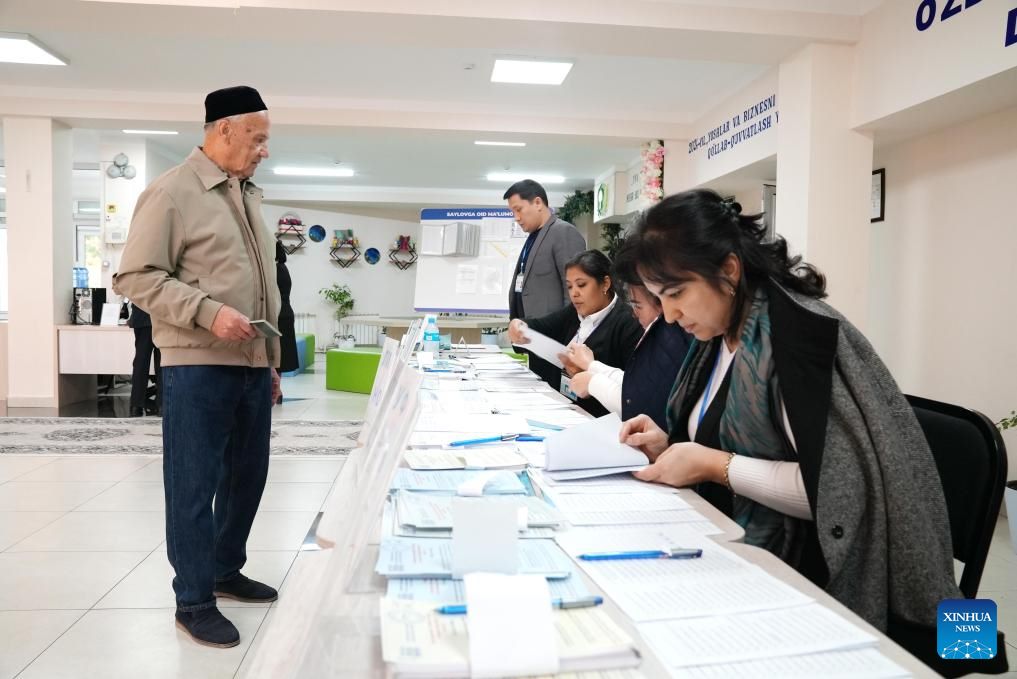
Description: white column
776,44,874,330
662,139,691,196
3,117,73,408
99,138,147,292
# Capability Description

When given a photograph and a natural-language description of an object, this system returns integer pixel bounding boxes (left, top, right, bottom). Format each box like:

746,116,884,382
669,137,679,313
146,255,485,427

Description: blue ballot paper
389,469,527,495
386,574,592,604
376,537,574,579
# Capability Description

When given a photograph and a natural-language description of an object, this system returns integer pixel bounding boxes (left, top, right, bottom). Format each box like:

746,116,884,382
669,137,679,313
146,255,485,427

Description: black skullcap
204,85,267,124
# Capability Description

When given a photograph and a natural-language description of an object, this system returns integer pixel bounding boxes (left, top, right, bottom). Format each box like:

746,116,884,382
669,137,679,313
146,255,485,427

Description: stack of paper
415,413,530,433
554,527,813,622
667,648,910,679
637,603,878,668
382,500,556,540
403,447,528,470
389,469,526,494
386,575,592,604
380,599,641,677
544,414,649,480
393,491,564,531
376,537,574,579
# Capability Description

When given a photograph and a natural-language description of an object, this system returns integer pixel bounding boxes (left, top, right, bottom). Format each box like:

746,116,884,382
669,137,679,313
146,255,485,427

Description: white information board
413,208,525,313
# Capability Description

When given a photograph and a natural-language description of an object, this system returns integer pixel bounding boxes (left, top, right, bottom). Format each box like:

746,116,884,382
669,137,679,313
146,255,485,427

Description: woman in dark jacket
616,189,988,676
275,240,299,377
567,278,692,431
507,250,642,416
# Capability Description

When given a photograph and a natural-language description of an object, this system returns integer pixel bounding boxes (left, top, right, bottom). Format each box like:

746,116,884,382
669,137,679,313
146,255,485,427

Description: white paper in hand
544,413,648,472
519,326,567,369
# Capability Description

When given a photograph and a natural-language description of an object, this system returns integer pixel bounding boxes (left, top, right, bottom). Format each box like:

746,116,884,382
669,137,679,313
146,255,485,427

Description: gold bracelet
723,452,736,492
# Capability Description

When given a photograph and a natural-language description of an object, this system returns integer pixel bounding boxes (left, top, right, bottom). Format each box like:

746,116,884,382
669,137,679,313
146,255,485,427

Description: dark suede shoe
214,573,278,603
175,607,240,648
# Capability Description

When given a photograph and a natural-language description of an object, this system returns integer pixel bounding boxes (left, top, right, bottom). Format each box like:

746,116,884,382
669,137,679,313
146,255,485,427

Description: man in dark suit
504,179,586,320
128,302,161,417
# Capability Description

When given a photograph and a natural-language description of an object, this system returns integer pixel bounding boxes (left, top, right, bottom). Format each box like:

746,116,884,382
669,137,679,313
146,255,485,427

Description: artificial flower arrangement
641,139,667,203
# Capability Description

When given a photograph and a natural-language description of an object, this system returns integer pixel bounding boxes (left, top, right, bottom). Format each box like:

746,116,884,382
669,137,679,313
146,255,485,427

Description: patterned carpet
0,418,361,456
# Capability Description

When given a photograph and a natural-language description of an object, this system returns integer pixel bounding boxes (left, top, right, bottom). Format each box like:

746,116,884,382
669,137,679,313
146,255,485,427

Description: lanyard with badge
514,230,539,294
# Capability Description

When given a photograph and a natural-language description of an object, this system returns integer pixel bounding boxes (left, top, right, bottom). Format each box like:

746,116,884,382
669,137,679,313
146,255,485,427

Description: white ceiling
0,0,888,203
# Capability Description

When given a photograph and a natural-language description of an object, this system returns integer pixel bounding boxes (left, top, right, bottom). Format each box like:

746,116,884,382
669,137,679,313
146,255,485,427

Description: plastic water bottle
422,315,440,355
72,265,88,289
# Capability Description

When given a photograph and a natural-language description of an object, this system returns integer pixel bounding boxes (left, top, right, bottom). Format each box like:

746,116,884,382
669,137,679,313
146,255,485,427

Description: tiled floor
1,360,1016,677
0,361,367,679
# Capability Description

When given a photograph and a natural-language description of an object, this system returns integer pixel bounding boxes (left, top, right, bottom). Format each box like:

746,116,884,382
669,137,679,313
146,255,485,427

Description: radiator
338,319,381,346
294,312,316,335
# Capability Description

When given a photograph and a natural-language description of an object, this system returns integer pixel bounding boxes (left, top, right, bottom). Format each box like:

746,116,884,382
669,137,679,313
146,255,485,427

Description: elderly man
114,86,281,648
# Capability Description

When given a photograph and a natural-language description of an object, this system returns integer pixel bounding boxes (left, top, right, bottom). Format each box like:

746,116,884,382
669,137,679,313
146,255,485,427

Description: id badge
559,373,578,401
514,273,525,293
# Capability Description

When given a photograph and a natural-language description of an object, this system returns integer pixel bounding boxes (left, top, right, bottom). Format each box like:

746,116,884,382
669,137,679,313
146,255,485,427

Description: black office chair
906,394,1008,598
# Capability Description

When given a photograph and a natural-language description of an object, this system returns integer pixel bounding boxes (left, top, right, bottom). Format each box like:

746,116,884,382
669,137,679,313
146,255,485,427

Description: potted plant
558,189,594,225
319,283,355,347
378,326,388,347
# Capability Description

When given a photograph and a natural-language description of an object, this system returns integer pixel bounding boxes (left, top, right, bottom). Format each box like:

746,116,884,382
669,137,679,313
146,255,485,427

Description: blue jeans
162,365,272,612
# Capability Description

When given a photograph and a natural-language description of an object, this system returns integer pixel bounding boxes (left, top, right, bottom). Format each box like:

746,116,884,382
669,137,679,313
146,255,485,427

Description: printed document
638,603,877,668
544,414,648,473
376,537,574,579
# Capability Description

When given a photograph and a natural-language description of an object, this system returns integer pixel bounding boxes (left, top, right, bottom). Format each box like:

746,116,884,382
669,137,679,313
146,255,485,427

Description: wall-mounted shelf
330,243,361,268
276,226,306,255
388,244,417,270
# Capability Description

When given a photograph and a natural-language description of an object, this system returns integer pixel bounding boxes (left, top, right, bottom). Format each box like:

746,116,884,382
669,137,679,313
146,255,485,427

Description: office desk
57,324,152,375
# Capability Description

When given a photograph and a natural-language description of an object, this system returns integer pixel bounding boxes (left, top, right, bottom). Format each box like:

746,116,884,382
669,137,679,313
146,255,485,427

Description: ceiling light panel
0,33,66,66
491,59,573,85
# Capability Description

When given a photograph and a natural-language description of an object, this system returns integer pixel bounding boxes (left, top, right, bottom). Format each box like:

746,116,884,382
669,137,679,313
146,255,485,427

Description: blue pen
447,434,519,447
516,435,545,442
436,596,603,615
423,368,454,373
578,547,703,561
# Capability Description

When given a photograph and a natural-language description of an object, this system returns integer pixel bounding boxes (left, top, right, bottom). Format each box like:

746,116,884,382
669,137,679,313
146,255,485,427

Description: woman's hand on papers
562,343,594,374
619,414,669,460
633,442,729,487
508,319,530,345
570,371,593,397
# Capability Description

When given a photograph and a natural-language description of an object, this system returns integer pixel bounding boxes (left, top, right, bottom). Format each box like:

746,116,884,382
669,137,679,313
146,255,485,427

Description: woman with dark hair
275,240,299,386
566,279,692,431
508,249,642,416
616,189,968,671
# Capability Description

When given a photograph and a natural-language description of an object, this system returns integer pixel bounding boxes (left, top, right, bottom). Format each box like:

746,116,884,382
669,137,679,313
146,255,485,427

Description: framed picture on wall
871,168,885,223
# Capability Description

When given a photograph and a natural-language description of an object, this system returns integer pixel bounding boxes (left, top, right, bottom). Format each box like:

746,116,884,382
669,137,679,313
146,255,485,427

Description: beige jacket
113,148,281,367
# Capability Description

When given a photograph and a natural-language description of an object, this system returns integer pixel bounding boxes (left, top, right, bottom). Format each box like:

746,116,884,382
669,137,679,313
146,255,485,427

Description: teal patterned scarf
669,288,803,557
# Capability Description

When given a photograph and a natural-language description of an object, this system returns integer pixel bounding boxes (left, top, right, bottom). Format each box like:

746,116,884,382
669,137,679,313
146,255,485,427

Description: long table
244,351,938,678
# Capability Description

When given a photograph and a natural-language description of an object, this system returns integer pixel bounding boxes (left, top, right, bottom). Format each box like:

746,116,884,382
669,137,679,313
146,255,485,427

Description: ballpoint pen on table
578,547,703,561
435,596,603,615
447,433,543,447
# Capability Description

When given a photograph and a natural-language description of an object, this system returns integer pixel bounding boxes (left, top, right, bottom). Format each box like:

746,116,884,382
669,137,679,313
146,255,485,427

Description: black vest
620,317,691,431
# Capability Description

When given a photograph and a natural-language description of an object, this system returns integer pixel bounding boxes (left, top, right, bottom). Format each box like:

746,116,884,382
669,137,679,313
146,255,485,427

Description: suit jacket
508,217,586,320
525,298,642,416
